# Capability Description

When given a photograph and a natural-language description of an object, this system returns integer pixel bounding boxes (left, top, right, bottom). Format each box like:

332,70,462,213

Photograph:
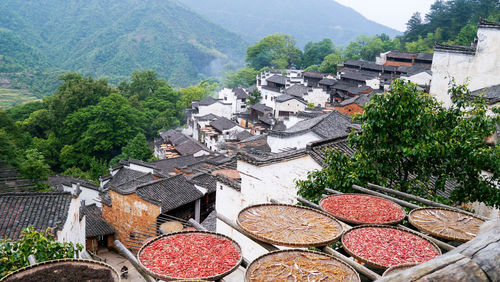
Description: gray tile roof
210,117,238,132
105,168,150,189
198,96,219,106
197,113,219,121
47,175,101,192
233,87,248,99
152,155,210,175
285,84,310,97
303,72,326,79
175,139,209,155
261,85,281,93
319,78,337,86
81,204,114,237
306,136,356,166
386,50,417,60
471,84,500,104
237,149,308,166
416,52,433,61
341,71,378,82
271,111,359,139
250,103,272,113
201,210,216,231
266,75,288,85
189,173,217,193
0,192,73,240
135,175,203,211
347,85,372,95
258,114,274,125
235,130,253,141
434,42,476,55
275,94,307,104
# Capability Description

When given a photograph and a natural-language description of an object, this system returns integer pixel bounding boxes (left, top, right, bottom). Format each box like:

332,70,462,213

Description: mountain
179,0,400,47
0,0,247,89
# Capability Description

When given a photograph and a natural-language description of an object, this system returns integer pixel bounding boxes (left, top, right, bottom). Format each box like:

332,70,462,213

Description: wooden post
114,240,156,282
347,185,421,209
367,183,488,220
216,212,279,252
297,197,321,209
322,246,381,281
188,218,207,231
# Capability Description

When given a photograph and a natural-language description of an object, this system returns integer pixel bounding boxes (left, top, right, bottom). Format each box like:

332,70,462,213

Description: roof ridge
0,191,72,196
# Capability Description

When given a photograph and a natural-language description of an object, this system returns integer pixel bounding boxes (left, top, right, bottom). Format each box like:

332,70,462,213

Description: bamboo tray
319,193,406,225
382,263,418,277
245,249,360,282
237,203,343,247
408,207,485,242
341,225,441,269
0,259,120,282
137,230,242,281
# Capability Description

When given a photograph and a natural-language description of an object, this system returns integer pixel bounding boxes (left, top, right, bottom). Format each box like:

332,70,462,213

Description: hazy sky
335,0,436,32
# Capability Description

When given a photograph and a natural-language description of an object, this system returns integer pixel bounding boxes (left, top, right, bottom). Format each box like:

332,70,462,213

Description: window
241,105,246,108
224,97,227,101
265,95,268,100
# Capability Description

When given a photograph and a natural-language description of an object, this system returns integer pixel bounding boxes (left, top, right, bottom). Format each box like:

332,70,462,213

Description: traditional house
81,203,114,253
155,130,210,159
48,175,103,207
102,175,204,249
218,87,248,114
267,110,359,152
0,192,86,249
202,117,248,152
430,19,500,106
303,72,327,87
216,136,354,260
193,96,232,119
333,94,372,116
274,94,307,118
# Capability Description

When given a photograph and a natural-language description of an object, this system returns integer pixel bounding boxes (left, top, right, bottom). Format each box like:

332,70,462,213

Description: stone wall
102,190,160,249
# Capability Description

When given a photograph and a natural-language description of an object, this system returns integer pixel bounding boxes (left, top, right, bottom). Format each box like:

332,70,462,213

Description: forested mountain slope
0,0,247,90
179,0,400,47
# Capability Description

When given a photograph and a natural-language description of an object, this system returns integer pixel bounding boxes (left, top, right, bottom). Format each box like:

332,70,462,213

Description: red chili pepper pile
343,227,440,267
321,194,405,224
139,233,240,278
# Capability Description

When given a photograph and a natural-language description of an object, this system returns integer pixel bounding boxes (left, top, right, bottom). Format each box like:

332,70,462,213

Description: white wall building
430,20,500,106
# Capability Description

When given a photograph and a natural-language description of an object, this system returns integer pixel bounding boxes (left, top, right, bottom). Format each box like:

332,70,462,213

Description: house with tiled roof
48,175,104,207
0,192,85,248
267,110,359,152
155,130,210,159
218,87,248,114
81,203,114,253
200,116,249,152
274,94,307,118
102,174,204,249
431,19,500,106
333,93,372,116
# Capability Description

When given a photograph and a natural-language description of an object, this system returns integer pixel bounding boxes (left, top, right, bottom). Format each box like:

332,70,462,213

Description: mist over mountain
179,0,400,47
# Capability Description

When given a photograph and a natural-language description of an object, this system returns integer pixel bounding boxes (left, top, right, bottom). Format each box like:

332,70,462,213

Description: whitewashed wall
274,99,306,118
304,88,329,107
401,71,432,87
58,197,86,252
198,102,232,119
267,131,321,152
63,184,101,208
430,27,500,106
260,88,281,109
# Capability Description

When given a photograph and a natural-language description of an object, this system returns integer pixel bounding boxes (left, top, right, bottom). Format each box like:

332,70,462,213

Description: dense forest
0,71,216,185
224,0,500,87
0,0,246,98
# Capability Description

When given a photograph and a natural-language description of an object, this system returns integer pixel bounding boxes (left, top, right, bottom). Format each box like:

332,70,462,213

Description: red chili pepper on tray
343,227,439,267
139,234,240,278
321,194,405,224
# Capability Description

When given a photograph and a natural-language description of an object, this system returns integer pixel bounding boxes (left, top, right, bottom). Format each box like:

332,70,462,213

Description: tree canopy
246,34,302,69
298,80,500,207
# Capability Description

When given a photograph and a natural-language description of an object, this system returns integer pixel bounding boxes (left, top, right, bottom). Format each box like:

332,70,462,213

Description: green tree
302,39,336,68
0,226,83,278
298,80,500,207
118,70,168,101
319,53,342,74
454,24,478,45
18,148,51,182
224,67,259,88
62,167,93,182
245,89,262,106
67,93,145,160
246,34,302,69
111,133,152,165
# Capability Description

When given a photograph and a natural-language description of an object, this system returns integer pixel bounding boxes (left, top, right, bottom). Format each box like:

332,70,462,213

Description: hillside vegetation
0,0,247,96
180,0,400,47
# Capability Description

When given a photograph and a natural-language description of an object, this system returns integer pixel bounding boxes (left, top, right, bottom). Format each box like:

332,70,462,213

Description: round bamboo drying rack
319,193,406,225
237,203,344,247
382,263,419,277
341,224,442,269
408,207,485,242
244,249,360,282
0,259,120,282
136,230,242,281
